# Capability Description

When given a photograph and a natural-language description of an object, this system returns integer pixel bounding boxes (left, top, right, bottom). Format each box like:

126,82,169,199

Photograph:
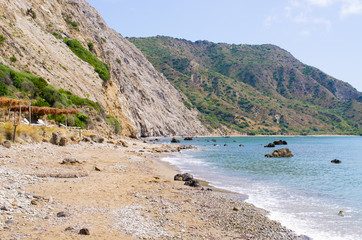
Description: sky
87,0,362,92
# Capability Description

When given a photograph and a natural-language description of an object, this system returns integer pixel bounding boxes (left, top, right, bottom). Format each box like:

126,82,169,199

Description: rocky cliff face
0,0,207,137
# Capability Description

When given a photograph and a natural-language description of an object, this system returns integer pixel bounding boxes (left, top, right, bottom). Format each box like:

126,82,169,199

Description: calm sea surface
161,136,362,240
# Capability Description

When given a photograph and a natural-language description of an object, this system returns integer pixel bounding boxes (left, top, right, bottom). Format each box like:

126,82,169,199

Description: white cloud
307,0,335,6
340,0,362,17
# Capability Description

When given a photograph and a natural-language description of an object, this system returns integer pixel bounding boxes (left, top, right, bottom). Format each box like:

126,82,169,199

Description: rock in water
264,143,275,147
265,148,293,158
273,140,288,145
184,137,193,140
331,159,342,164
171,137,180,143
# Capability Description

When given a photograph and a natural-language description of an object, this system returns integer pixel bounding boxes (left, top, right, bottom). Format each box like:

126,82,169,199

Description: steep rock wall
0,0,208,136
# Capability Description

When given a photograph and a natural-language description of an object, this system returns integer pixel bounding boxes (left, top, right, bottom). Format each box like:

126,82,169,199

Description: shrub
106,115,120,134
10,56,17,62
64,18,79,30
0,34,5,44
87,42,94,51
65,39,110,82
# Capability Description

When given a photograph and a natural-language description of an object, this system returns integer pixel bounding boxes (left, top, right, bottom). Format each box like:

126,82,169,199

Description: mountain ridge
128,36,361,135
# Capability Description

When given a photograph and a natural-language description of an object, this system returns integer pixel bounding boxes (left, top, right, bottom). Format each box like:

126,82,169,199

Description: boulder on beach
79,228,90,235
90,134,105,143
174,173,193,181
184,179,201,187
265,148,293,158
50,132,67,146
264,143,275,148
171,137,180,143
273,140,287,145
2,140,11,149
331,159,342,164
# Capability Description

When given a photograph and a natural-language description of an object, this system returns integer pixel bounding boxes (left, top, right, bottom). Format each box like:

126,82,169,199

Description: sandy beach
0,139,308,239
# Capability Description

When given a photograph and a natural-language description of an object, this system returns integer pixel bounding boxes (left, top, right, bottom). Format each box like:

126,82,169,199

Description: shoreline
0,139,309,239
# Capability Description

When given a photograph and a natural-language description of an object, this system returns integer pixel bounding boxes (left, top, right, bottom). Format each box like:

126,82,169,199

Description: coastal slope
129,36,362,135
0,0,208,137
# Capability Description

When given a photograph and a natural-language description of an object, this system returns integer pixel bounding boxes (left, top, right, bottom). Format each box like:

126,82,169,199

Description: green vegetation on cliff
128,36,362,135
0,63,102,128
65,39,110,82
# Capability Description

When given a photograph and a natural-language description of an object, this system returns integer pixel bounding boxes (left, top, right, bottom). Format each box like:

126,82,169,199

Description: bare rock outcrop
0,0,208,137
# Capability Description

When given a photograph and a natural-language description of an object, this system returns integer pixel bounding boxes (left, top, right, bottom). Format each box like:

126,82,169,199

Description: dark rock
331,159,342,164
50,132,63,145
239,144,244,147
90,134,105,143
57,211,68,217
59,136,67,146
5,220,15,224
273,140,287,145
184,137,193,140
82,137,91,142
264,143,275,147
211,139,216,142
265,148,293,158
224,144,227,146
94,166,101,171
214,144,218,146
2,140,11,148
1,206,8,211
233,207,239,211
171,137,180,143
184,179,201,187
61,158,81,165
79,228,90,235
174,173,193,181
117,140,129,147
65,226,74,231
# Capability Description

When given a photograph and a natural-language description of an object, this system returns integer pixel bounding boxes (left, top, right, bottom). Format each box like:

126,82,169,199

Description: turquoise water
161,137,362,240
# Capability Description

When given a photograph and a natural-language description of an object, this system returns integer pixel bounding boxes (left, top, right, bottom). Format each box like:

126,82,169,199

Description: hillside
0,0,207,137
128,36,362,135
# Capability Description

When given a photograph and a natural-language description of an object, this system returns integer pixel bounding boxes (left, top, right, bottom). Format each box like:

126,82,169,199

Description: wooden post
13,124,17,142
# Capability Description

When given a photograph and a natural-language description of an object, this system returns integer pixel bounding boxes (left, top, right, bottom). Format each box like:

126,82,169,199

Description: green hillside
128,36,362,135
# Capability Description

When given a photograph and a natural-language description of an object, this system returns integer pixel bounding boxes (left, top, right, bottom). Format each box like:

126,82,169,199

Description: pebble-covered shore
0,140,310,239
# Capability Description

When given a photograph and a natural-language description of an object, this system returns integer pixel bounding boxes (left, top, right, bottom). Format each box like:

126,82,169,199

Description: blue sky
87,0,362,91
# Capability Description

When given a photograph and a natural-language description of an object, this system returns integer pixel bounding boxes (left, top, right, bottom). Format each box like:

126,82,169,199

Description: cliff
0,0,207,137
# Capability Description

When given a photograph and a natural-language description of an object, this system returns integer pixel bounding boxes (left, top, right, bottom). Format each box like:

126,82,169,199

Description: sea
160,136,362,240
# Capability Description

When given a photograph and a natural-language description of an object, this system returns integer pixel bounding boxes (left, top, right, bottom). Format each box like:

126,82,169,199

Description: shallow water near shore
161,136,362,240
